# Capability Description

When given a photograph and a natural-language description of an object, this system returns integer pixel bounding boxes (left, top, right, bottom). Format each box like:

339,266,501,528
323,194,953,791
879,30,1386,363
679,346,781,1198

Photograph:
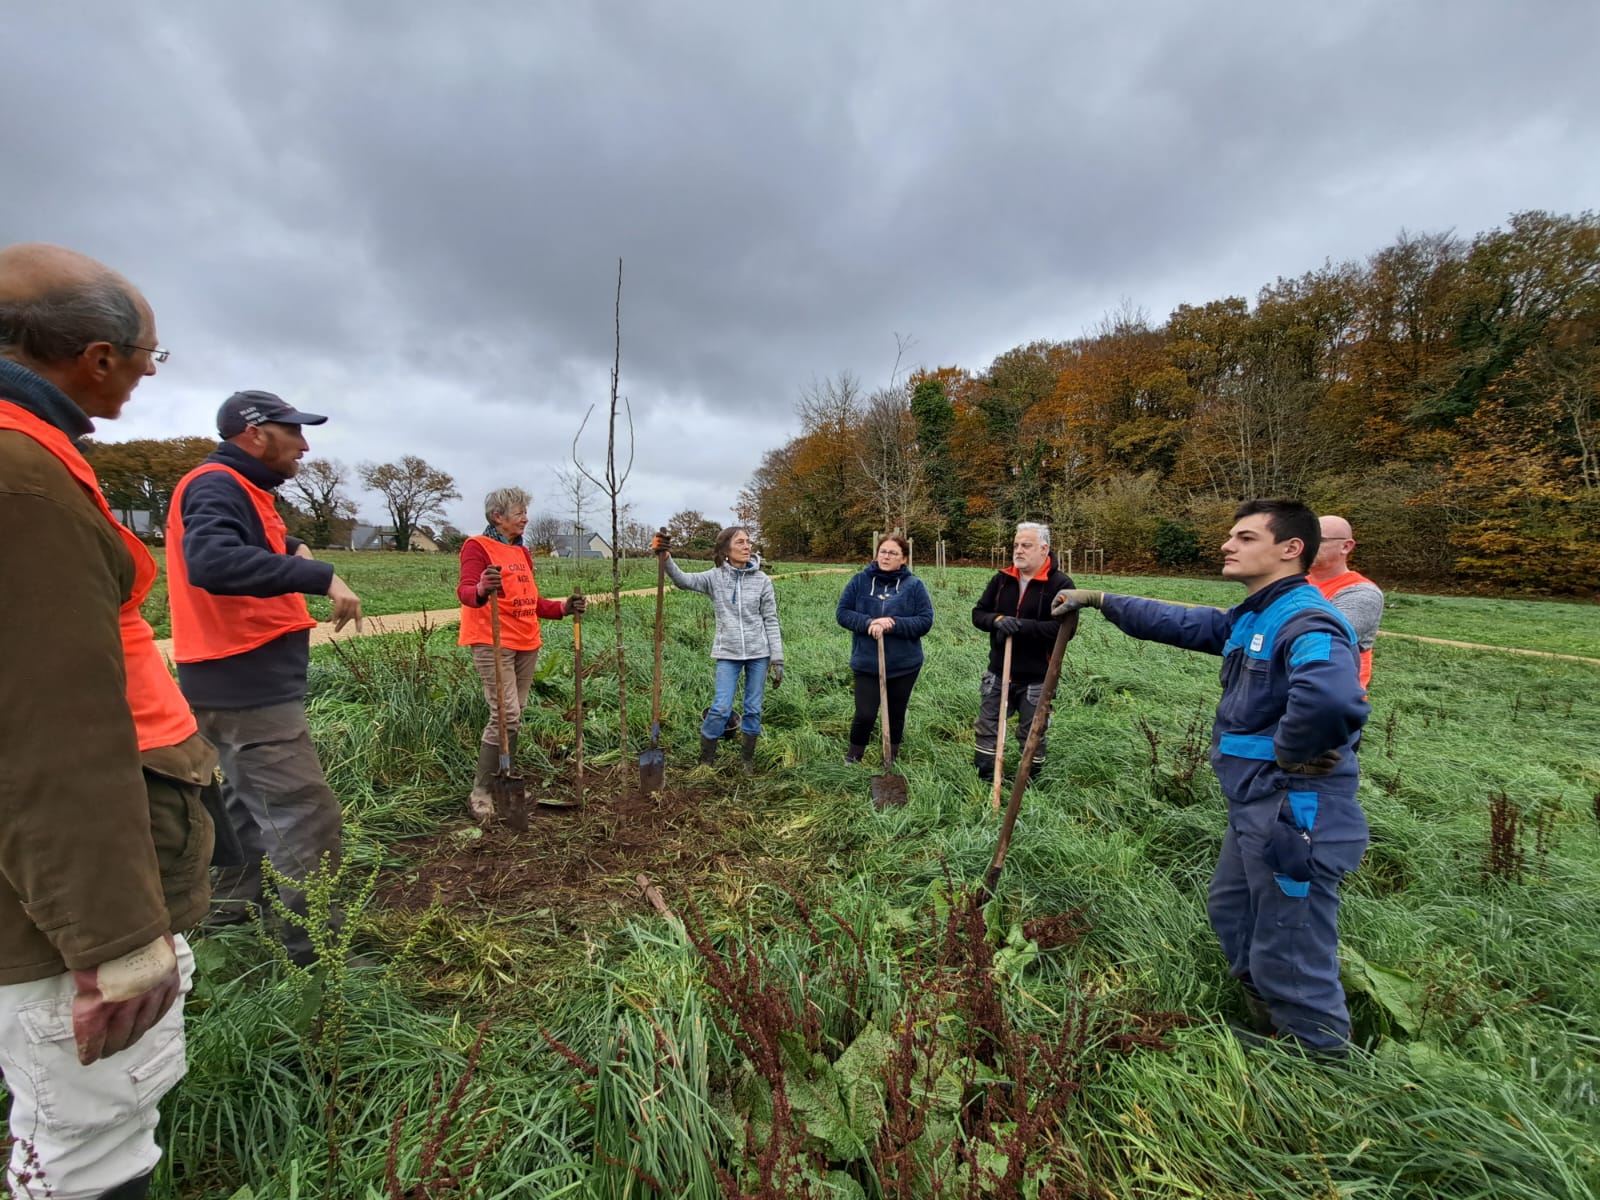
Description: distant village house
348,524,442,552
548,530,613,559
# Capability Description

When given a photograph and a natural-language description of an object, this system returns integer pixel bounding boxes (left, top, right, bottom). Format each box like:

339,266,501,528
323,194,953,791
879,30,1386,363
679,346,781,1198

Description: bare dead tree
855,387,936,537
572,259,636,754
552,464,597,561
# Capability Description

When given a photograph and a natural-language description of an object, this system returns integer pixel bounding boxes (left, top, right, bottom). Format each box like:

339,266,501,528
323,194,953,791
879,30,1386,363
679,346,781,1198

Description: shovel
638,550,666,793
979,615,1074,901
990,634,1013,813
870,636,908,809
488,594,529,831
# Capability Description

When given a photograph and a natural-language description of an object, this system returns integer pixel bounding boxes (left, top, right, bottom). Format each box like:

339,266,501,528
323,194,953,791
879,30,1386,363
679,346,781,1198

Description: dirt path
151,568,853,661
1372,630,1600,666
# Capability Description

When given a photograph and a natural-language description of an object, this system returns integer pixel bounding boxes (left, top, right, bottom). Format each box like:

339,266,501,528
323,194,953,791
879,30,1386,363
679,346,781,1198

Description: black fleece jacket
970,556,1077,684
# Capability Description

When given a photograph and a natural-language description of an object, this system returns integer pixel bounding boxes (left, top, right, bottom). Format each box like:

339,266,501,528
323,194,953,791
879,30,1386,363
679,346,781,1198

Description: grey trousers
973,671,1049,768
471,645,540,746
195,701,344,965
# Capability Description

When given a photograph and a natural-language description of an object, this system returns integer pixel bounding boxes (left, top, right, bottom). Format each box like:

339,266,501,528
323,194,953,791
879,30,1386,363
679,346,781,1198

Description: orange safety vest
166,463,317,663
0,400,197,751
458,537,546,651
1312,570,1377,689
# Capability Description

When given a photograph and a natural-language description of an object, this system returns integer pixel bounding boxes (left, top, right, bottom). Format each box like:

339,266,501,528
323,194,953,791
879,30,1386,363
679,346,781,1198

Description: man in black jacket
970,522,1077,783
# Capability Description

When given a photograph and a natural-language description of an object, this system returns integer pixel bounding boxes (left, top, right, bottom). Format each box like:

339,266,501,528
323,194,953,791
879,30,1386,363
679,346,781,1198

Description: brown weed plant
668,880,1185,1198
1483,791,1561,885
382,1021,504,1200
1135,711,1211,806
0,1135,49,1198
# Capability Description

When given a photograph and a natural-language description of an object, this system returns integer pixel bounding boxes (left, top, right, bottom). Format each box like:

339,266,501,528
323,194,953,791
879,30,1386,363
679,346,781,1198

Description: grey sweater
663,555,784,664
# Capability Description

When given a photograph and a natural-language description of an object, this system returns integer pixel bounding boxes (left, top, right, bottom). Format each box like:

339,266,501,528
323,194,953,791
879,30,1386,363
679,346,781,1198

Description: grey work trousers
973,671,1049,769
195,701,344,965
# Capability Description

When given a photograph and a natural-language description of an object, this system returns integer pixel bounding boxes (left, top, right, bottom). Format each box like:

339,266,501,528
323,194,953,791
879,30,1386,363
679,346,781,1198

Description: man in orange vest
1,243,215,1200
167,391,363,967
1307,515,1383,690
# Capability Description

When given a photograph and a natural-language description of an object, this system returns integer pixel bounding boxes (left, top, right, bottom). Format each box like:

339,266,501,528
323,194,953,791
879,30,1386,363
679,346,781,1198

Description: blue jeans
704,657,769,738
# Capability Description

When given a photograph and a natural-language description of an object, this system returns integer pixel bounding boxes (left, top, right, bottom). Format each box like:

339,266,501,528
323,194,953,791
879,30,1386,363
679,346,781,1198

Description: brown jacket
0,416,214,985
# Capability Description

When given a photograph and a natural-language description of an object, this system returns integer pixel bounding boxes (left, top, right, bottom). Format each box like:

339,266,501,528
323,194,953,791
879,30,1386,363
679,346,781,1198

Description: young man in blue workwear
1052,499,1370,1056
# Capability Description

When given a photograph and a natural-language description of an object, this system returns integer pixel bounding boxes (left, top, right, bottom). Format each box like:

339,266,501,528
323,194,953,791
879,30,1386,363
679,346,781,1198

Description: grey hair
483,486,531,523
0,275,143,365
1015,521,1050,547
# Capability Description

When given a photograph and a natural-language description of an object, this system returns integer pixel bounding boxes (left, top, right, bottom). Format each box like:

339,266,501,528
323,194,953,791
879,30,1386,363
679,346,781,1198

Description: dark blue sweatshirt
835,562,935,678
173,443,334,710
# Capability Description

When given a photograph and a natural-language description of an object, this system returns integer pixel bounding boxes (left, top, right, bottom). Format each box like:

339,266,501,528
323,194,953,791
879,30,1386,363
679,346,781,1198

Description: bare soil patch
377,765,794,930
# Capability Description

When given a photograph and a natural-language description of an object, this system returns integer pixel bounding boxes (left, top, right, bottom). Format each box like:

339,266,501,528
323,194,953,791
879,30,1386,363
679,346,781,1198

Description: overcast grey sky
5,0,1597,534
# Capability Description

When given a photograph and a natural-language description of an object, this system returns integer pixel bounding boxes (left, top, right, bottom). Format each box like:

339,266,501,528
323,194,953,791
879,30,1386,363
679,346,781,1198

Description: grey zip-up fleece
663,555,784,664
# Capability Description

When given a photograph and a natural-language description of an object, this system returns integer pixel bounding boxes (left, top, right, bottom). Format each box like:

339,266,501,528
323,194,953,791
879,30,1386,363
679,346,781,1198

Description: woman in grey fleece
655,525,784,770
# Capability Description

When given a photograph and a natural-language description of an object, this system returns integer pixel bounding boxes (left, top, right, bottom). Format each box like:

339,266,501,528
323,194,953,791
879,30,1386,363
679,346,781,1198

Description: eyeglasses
120,343,170,363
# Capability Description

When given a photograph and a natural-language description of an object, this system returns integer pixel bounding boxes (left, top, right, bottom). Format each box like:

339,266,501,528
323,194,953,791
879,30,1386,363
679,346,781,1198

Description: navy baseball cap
217,390,329,438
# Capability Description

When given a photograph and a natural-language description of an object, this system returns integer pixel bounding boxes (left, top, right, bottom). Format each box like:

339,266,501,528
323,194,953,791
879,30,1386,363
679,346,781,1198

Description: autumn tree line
741,210,1600,593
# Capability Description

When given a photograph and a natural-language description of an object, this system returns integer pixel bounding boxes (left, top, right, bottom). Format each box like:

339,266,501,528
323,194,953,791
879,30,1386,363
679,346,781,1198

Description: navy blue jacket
1102,575,1370,818
174,443,334,710
836,563,934,678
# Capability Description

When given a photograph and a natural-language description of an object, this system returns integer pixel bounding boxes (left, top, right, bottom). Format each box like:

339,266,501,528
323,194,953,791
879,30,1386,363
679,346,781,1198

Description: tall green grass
156,566,1600,1198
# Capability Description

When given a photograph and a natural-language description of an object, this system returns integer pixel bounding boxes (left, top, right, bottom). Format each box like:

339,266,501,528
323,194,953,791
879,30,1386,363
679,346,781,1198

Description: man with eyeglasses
0,242,214,1200
166,391,362,967
970,522,1078,787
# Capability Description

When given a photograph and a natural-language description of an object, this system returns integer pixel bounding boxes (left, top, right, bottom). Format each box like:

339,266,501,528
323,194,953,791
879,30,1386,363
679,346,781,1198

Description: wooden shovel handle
877,634,892,765
651,552,666,727
572,612,584,785
489,593,511,762
981,618,1072,901
991,635,1013,812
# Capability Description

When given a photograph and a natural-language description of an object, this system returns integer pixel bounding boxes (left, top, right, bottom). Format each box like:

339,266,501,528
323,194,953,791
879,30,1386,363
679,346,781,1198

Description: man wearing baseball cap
166,390,362,966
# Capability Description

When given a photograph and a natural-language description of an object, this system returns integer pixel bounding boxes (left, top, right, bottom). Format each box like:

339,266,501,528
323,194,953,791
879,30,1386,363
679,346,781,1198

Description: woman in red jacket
457,486,584,819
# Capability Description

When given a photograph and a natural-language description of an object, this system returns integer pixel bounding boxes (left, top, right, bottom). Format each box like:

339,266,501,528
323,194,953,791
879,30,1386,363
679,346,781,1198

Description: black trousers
851,668,920,746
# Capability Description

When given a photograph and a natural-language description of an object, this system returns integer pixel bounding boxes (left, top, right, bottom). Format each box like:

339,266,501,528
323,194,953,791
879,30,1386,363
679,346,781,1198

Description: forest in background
740,210,1600,593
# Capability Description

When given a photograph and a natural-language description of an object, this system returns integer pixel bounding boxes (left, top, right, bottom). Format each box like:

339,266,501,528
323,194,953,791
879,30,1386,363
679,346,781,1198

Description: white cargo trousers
0,936,193,1200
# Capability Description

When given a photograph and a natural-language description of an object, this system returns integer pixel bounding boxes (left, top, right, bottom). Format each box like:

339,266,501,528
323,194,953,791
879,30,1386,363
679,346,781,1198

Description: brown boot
741,733,759,775
699,735,719,766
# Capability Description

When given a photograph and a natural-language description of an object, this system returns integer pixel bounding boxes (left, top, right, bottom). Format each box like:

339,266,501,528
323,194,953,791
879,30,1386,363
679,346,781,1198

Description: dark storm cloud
4,0,1597,528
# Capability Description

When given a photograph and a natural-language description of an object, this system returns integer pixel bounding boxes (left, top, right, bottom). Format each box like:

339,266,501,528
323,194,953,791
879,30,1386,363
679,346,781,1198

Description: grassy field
1080,572,1600,659
140,561,1599,1198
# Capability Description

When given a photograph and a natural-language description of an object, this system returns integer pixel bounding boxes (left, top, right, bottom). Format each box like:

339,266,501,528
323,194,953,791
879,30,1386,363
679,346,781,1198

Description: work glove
651,529,671,554
565,592,587,615
478,565,503,598
1050,589,1104,619
1276,748,1342,776
770,663,784,689
994,616,1022,637
72,934,181,1065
